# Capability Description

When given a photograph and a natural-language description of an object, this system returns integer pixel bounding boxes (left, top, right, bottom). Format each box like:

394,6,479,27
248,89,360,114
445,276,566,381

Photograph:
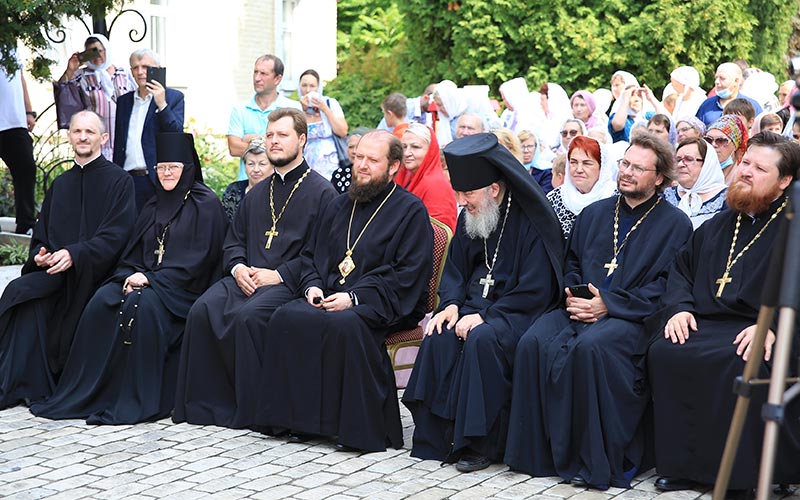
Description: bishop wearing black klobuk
257,130,433,452
30,133,227,424
505,133,693,489
647,132,800,491
0,110,136,409
173,108,337,428
402,133,564,471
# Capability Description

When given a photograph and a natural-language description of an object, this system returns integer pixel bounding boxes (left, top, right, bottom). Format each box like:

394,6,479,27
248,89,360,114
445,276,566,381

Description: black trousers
0,127,36,232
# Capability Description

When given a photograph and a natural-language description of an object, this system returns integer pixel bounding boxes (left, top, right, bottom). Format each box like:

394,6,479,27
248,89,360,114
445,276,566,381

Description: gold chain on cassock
154,190,191,266
265,168,311,249
479,192,512,298
604,196,660,277
715,198,786,298
338,183,397,284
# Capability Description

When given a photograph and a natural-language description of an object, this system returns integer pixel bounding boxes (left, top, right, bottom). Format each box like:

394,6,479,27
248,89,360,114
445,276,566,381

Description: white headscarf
676,141,725,216
593,88,613,115
83,33,117,102
560,138,618,215
435,80,467,145
740,71,780,111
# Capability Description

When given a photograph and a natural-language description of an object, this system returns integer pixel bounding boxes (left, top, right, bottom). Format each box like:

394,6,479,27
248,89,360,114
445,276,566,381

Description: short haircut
551,153,567,176
268,108,307,139
457,112,485,131
568,136,601,163
361,130,403,166
676,136,708,158
256,54,285,76
130,48,160,66
382,93,407,117
648,114,672,132
404,122,431,144
69,109,106,134
518,130,536,144
492,127,522,161
759,113,783,130
629,132,677,193
299,68,320,85
723,98,756,122
747,131,800,179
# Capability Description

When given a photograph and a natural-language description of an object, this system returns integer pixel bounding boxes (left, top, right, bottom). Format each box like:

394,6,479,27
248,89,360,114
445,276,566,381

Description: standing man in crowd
505,133,693,490
0,56,36,234
227,54,301,180
696,63,762,126
113,49,184,211
403,133,563,472
0,110,136,409
257,130,433,452
174,108,336,428
455,113,485,139
648,132,800,494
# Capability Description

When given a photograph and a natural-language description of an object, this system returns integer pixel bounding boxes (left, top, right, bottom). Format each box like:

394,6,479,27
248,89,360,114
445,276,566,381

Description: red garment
392,123,409,140
395,128,457,232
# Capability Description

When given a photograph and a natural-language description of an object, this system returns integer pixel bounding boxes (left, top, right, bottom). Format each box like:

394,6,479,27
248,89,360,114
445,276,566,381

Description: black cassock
402,192,561,462
173,162,336,428
30,179,227,424
0,156,135,408
648,199,800,488
257,183,433,452
505,194,693,488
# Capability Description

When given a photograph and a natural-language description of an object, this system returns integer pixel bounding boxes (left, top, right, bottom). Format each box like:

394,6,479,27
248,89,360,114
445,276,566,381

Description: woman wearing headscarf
557,118,587,155
298,69,348,181
397,123,457,232
570,90,606,130
675,116,706,143
540,82,573,151
500,78,542,134
59,33,135,159
609,85,668,143
609,71,639,115
30,133,227,425
547,136,618,238
663,137,727,229
668,66,706,119
433,80,468,146
704,114,748,183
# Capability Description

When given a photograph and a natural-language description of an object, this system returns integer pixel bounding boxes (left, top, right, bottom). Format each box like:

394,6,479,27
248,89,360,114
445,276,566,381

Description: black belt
128,169,148,177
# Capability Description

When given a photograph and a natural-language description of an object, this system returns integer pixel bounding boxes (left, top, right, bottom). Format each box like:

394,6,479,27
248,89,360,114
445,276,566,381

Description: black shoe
287,433,312,443
455,451,491,473
570,476,587,487
655,476,698,491
335,442,358,452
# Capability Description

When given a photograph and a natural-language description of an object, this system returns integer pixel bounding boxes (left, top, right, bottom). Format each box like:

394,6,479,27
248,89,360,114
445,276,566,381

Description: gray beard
464,196,501,240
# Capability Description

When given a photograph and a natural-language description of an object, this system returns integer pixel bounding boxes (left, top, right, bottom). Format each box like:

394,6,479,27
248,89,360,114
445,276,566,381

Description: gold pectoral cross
264,226,279,249
479,272,495,298
715,271,732,298
154,243,165,266
604,257,618,277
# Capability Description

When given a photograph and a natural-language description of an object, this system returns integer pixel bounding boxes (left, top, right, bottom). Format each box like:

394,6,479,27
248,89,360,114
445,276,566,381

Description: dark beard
349,170,391,202
267,147,300,168
726,181,781,215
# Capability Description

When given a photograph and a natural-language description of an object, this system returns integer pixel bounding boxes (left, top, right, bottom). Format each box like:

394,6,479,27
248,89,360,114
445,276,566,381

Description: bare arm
610,88,632,132
227,134,263,157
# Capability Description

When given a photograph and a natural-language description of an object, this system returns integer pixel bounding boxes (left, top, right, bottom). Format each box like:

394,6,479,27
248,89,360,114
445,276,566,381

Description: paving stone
382,466,428,484
345,480,394,497
202,488,253,500
404,487,461,500
569,491,615,500
173,436,225,450
4,489,58,500
219,442,265,459
313,451,355,465
89,472,147,490
0,456,45,470
42,474,99,492
128,448,185,464
0,437,45,452
135,458,189,476
545,483,587,498
93,482,150,499
451,486,503,499
0,478,49,495
175,446,226,462
41,452,97,469
138,468,193,486
0,465,52,482
181,456,233,472
365,456,417,474
277,462,328,479
31,443,90,459
493,482,553,499
438,470,493,490
237,474,292,491
233,463,288,479
387,477,440,495
292,471,341,488
39,487,101,500
482,470,530,490
183,467,240,485
250,484,304,500
272,450,326,467
324,457,374,475
650,491,705,500
1,445,51,461
334,470,384,488
84,442,130,455
193,475,249,493
613,490,659,500
293,484,350,500
38,463,95,481
141,480,196,497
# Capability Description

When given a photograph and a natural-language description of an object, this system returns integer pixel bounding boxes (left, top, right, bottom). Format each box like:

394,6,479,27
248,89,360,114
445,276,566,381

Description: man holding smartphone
113,49,184,211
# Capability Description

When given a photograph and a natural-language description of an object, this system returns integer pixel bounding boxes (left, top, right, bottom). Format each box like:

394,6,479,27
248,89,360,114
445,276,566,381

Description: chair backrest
426,217,453,313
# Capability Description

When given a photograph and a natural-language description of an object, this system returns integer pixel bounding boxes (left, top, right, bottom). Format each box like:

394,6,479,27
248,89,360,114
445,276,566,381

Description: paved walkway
0,262,797,499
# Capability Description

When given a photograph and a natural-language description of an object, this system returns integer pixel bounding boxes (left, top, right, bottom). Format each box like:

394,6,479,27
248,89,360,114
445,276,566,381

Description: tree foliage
1,0,122,79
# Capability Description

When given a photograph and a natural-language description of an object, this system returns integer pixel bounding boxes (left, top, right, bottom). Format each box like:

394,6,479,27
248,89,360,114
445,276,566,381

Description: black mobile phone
568,284,594,299
146,66,167,88
77,47,100,63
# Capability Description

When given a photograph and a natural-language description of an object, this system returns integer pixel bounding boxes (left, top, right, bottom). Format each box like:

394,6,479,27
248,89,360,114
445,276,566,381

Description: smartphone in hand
146,66,167,88
568,284,594,299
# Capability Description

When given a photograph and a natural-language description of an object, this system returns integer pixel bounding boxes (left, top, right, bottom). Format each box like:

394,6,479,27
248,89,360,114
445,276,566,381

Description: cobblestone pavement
1,400,797,500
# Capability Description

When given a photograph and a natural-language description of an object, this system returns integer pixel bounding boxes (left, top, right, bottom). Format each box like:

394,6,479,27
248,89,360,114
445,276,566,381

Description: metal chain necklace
154,190,191,266
265,167,311,249
714,198,786,297
338,183,397,284
479,192,512,298
604,195,660,277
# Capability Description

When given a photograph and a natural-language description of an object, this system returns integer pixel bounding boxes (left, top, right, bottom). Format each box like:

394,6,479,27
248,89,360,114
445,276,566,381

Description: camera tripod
714,181,800,500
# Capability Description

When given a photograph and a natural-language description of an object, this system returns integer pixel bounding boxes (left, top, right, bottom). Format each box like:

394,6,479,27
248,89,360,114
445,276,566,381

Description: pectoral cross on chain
154,243,165,266
264,227,279,249
604,257,618,277
715,271,732,298
479,272,495,298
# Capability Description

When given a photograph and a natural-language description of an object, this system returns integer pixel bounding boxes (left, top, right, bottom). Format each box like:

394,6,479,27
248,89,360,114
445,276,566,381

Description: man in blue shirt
227,55,301,180
695,63,762,126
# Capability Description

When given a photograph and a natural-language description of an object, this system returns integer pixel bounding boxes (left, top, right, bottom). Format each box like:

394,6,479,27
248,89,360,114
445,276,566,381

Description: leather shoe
455,451,491,473
335,442,358,452
655,476,698,491
570,476,588,487
287,433,312,443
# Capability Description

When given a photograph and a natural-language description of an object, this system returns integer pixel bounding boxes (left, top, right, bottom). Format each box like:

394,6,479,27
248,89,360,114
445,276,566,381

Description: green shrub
0,242,28,266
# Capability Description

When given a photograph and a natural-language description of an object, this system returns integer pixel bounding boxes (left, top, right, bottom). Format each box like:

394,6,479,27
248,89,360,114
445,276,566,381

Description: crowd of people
1,41,800,497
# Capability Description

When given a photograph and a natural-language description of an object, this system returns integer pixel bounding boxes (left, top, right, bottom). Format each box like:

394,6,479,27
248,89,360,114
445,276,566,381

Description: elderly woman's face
704,129,736,164
401,131,430,173
347,135,360,164
676,121,701,143
156,162,183,191
568,148,601,194
521,138,537,164
675,143,704,190
85,40,106,66
571,96,590,122
244,152,269,188
560,122,582,150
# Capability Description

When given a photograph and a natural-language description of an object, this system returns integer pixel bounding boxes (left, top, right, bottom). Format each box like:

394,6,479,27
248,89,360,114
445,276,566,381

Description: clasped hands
33,247,73,275
565,283,607,323
306,286,352,312
425,304,484,340
664,312,774,361
123,272,149,295
234,266,281,296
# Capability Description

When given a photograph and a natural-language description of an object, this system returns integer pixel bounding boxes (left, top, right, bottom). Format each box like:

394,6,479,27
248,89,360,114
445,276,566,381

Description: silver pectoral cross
479,272,495,298
154,243,165,266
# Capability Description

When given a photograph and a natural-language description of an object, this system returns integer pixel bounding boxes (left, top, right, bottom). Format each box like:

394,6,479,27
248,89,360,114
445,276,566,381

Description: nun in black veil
31,133,227,424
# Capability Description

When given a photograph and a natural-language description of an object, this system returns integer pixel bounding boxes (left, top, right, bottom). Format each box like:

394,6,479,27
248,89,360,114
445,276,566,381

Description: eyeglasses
155,164,184,173
676,126,695,134
560,129,579,138
617,159,657,175
703,135,732,147
675,156,703,164
521,145,536,151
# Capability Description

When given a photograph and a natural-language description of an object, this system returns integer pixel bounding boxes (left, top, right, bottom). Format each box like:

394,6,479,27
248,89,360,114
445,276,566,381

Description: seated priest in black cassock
504,133,694,490
256,130,433,452
648,132,800,494
173,108,337,428
0,110,136,409
30,132,227,424
402,133,564,472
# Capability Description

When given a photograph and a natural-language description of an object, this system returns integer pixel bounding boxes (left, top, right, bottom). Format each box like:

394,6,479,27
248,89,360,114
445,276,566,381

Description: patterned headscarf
707,114,749,159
